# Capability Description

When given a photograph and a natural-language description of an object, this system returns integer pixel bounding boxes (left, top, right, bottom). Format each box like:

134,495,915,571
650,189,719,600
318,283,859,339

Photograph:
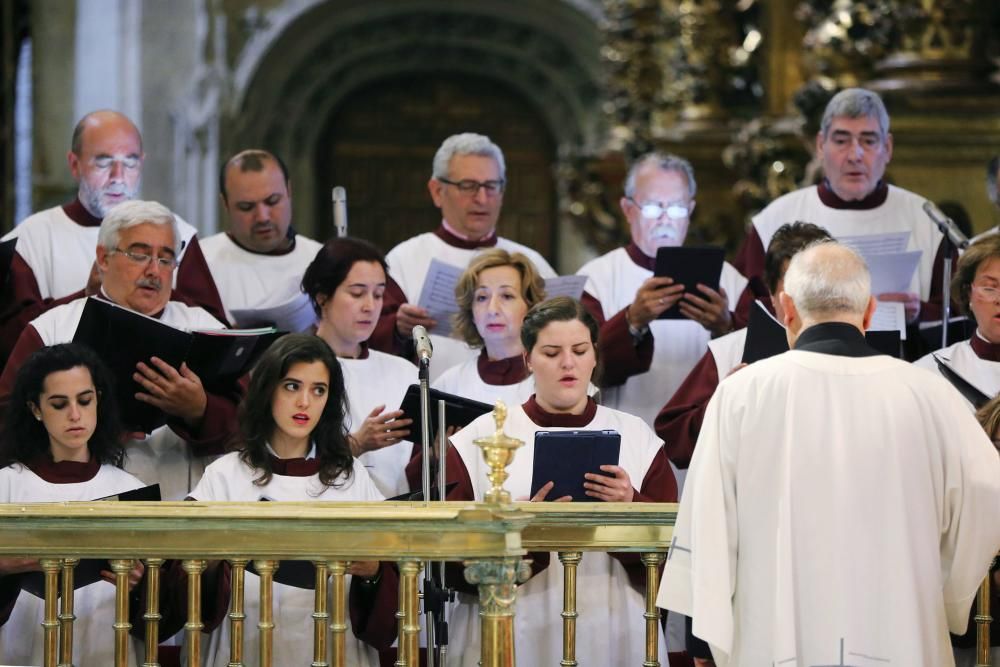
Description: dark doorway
314,73,557,260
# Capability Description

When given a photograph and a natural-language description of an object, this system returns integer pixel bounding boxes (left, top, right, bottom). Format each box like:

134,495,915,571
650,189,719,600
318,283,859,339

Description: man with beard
0,110,226,368
0,200,241,500
200,149,323,330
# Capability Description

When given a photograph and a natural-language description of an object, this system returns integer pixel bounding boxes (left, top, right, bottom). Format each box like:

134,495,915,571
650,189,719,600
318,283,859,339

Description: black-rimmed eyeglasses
438,177,506,197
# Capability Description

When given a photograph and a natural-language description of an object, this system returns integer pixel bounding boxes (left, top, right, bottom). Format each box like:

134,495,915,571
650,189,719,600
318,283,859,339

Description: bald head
779,242,876,342
67,110,144,218
71,110,143,156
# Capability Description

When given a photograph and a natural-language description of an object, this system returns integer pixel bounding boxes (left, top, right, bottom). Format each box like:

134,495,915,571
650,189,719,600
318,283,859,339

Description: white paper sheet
869,300,907,340
863,250,922,295
543,275,588,301
416,258,464,338
839,231,911,255
230,290,316,332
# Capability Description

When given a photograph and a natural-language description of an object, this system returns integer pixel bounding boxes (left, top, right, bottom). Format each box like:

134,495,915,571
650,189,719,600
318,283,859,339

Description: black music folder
741,300,788,364
0,238,16,290
654,246,725,319
397,385,492,440
530,430,621,502
20,484,161,598
72,297,280,433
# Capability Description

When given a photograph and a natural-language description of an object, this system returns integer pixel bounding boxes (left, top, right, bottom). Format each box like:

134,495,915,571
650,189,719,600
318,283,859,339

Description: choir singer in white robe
658,241,1000,667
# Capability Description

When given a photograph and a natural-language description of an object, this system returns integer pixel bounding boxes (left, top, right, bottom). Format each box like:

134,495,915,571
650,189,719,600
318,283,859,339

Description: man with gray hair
577,151,747,428
374,132,558,377
732,88,949,343
659,241,1000,666
0,110,226,369
0,200,242,500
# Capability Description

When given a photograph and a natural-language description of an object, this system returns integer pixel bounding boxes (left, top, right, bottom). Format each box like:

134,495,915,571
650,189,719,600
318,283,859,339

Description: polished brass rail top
0,500,532,560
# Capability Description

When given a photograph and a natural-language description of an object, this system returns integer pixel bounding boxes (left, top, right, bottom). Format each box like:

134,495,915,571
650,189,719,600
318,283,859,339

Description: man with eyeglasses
0,110,226,371
732,88,949,352
577,152,747,428
0,200,241,501
374,132,559,378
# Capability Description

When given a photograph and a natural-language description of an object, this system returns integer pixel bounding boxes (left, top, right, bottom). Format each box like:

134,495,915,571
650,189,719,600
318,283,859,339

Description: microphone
923,201,969,250
412,325,433,363
332,187,348,238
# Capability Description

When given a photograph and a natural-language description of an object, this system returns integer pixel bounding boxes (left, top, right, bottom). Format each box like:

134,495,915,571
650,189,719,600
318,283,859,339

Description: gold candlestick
474,401,524,505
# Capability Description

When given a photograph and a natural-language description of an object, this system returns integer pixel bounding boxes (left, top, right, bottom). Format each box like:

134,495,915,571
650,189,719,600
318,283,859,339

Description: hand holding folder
654,246,725,320
72,298,280,433
529,430,621,502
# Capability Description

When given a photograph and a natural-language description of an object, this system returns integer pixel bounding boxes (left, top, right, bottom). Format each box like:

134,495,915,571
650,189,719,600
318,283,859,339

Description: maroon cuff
598,308,654,388
369,276,412,357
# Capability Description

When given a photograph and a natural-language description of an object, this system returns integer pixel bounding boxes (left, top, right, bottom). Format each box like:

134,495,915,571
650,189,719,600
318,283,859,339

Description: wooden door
315,74,557,261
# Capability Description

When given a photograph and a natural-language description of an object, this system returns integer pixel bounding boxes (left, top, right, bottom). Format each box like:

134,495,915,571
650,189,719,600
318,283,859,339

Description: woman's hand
524,481,572,503
0,557,40,575
583,465,634,502
347,561,380,579
100,560,145,592
349,405,412,456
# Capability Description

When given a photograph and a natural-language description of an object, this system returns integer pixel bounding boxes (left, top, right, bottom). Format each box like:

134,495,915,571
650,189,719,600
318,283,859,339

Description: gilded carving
463,558,532,616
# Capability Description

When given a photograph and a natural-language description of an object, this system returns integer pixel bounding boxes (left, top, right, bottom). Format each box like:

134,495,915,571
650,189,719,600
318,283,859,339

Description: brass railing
0,499,678,667
0,501,993,666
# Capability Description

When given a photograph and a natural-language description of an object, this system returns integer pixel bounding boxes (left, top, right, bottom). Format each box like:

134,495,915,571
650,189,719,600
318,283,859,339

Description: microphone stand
417,355,437,657
940,233,954,350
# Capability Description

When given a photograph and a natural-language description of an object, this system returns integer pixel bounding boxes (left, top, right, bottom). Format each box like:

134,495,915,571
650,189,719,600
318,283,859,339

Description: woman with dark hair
0,343,145,666
187,333,386,667
302,237,417,497
433,248,547,406
916,234,1000,407
435,296,676,666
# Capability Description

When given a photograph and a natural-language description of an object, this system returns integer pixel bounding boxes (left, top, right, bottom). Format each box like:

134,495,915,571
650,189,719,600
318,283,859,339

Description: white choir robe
3,204,201,301
385,231,556,381
750,185,942,301
433,357,536,407
446,402,673,666
0,462,145,666
339,348,419,497
186,451,384,667
200,232,323,330
577,246,747,428
658,349,1000,667
11,296,230,500
915,333,1000,410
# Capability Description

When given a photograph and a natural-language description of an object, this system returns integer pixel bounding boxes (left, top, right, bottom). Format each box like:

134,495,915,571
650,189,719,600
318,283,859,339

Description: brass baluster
228,558,249,667
182,559,207,667
558,552,582,667
394,560,408,667
976,555,997,667
399,560,422,667
329,561,348,667
642,552,666,667
255,559,278,667
110,559,134,667
311,561,329,667
40,558,61,667
465,557,531,667
57,558,77,667
143,558,163,667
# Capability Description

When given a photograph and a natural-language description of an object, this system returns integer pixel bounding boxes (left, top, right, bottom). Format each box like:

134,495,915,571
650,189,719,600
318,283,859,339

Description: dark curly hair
0,344,124,468
237,333,354,488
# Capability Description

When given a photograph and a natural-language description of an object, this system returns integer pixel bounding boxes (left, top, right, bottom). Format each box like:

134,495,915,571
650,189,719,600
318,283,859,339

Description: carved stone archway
217,0,606,268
